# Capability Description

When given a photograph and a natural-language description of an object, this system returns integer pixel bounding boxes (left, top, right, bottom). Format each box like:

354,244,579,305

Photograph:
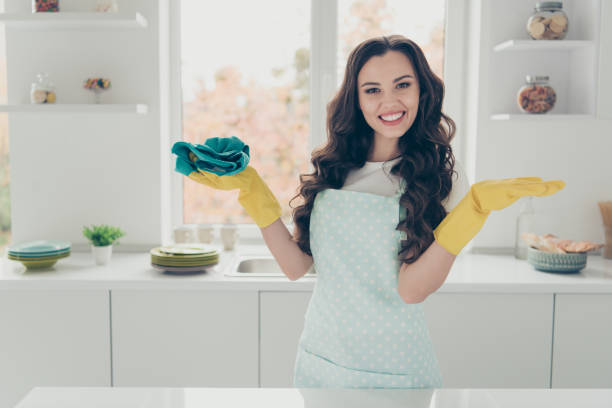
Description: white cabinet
260,291,312,387
259,291,553,388
110,290,259,387
422,293,553,387
2,286,608,395
0,289,110,408
552,294,612,388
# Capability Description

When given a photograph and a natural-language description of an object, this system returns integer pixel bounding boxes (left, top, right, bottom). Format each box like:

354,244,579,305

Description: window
179,0,311,227
177,0,448,231
337,0,445,84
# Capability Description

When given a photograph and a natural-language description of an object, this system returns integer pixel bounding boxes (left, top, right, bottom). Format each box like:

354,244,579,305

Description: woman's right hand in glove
186,153,282,228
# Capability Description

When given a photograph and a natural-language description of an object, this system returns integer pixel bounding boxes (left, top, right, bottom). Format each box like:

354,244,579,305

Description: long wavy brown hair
290,35,457,265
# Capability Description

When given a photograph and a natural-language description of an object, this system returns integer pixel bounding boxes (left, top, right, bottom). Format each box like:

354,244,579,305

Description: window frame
169,0,467,244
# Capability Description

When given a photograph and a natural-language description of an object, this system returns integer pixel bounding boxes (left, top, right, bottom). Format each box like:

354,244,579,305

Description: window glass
337,0,446,86
180,0,311,225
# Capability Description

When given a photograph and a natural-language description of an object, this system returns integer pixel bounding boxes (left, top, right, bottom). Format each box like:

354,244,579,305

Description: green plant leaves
82,224,125,247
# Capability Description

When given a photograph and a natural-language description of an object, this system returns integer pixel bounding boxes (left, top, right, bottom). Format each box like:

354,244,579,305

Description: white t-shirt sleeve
442,159,471,212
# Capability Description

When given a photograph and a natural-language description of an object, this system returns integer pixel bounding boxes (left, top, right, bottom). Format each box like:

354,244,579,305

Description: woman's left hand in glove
433,177,566,255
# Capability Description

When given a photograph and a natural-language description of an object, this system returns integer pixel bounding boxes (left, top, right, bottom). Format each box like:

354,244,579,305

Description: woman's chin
375,129,408,139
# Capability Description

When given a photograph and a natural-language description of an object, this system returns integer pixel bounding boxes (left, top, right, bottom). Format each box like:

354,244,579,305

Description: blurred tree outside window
180,0,445,227
338,0,445,82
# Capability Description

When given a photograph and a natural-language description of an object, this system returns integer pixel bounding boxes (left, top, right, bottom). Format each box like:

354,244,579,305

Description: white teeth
380,112,403,121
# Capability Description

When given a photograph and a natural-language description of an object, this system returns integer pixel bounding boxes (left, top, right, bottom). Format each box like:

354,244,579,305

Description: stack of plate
7,240,71,269
150,244,220,275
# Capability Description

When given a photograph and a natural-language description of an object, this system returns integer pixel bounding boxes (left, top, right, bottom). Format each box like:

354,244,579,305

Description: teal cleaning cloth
171,136,250,177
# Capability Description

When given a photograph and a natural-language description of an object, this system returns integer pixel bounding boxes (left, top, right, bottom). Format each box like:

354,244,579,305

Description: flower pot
91,244,113,265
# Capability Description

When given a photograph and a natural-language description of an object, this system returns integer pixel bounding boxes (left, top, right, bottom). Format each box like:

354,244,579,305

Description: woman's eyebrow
360,74,414,87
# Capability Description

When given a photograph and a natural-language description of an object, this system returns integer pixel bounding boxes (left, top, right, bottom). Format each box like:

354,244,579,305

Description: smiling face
357,50,420,158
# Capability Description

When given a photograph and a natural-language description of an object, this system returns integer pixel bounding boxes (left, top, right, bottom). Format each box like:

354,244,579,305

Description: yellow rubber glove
434,177,566,255
186,152,281,228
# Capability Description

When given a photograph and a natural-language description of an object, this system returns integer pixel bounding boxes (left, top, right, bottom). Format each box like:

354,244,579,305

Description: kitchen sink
224,255,316,278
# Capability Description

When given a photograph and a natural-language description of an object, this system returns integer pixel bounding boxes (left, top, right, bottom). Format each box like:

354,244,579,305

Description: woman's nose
380,91,400,105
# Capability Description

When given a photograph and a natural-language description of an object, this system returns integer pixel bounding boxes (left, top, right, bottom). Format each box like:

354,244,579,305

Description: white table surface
2,245,612,292
13,387,612,408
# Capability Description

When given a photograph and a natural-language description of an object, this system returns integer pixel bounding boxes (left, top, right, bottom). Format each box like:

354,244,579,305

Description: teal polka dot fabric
293,187,443,388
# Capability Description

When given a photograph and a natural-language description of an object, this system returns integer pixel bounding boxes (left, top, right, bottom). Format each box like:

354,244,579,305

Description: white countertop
13,387,612,408
2,245,612,293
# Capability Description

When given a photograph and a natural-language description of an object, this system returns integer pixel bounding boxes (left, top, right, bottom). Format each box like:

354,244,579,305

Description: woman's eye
365,83,410,94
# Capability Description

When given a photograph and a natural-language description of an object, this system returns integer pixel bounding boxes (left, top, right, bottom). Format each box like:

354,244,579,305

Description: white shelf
0,12,147,29
490,113,594,120
493,40,594,52
0,104,148,114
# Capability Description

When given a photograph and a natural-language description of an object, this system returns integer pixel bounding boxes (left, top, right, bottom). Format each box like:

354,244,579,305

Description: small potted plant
82,224,125,265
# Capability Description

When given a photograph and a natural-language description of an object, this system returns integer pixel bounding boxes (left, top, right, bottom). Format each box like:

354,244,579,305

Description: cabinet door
424,293,553,388
111,290,258,387
260,291,312,387
552,294,612,388
0,289,110,408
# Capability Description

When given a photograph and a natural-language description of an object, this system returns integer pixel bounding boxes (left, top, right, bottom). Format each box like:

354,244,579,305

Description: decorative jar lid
525,75,550,84
535,2,563,11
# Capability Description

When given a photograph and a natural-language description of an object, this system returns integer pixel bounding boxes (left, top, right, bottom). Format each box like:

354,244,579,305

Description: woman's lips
379,111,406,126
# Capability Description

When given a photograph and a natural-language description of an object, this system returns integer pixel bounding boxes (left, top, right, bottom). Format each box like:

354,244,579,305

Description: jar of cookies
30,72,57,104
517,75,556,114
527,2,569,40
32,0,59,12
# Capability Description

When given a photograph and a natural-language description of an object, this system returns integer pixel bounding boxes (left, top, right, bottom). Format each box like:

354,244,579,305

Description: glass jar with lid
30,72,57,104
527,1,569,40
32,0,59,12
517,75,556,114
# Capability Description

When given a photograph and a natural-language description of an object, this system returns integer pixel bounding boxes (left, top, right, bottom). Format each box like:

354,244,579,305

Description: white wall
6,0,170,251
464,0,612,251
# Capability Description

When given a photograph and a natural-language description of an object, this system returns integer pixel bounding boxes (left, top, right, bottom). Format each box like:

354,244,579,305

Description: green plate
22,259,58,269
150,247,219,259
8,252,70,262
150,254,219,263
157,244,219,256
8,240,71,255
17,255,69,269
151,255,220,267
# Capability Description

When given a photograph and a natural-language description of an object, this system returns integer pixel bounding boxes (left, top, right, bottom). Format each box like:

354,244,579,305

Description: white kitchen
0,0,611,407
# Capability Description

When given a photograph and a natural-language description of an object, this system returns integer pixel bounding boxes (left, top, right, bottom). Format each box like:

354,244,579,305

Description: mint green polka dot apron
293,185,443,388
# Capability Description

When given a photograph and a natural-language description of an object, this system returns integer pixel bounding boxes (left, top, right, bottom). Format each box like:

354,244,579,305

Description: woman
180,35,565,388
